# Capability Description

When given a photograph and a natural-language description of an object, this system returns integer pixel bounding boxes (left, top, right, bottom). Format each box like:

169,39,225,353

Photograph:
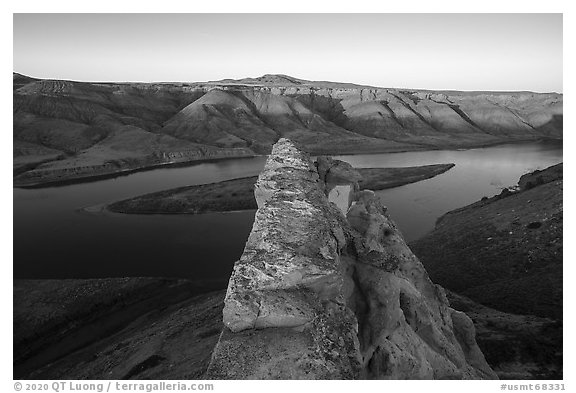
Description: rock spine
206,138,497,379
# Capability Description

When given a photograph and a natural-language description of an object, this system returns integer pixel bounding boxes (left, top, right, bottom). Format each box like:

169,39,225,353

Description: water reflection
336,141,563,241
13,141,562,279
13,157,268,279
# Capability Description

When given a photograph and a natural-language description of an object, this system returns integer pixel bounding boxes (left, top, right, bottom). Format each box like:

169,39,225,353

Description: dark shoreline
14,163,563,380
333,137,562,160
13,137,560,189
104,164,455,216
13,155,259,189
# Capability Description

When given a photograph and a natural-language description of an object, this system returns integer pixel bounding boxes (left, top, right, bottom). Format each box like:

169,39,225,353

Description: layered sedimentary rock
14,73,562,186
206,138,497,379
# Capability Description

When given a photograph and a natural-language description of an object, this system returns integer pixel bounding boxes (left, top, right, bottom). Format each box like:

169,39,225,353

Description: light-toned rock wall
206,138,497,380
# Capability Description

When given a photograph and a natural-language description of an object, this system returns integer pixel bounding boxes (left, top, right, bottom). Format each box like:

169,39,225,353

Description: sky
13,13,563,92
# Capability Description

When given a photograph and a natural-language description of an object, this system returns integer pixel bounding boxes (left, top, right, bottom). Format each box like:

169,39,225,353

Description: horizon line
13,71,563,95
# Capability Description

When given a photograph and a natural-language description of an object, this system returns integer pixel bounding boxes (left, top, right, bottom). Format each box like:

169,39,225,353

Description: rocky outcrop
206,138,497,379
208,140,361,379
518,163,563,191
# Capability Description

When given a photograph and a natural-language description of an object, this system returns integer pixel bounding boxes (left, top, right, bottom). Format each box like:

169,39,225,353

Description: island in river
14,162,562,380
106,164,455,214
15,161,456,379
13,71,563,379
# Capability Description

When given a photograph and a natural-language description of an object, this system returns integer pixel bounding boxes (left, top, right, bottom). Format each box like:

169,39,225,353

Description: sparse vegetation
107,164,456,215
412,166,562,319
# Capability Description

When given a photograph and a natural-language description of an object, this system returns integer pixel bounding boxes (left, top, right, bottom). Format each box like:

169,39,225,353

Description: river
13,141,562,280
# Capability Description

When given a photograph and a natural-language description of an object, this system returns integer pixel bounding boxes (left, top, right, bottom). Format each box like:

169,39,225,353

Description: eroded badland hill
13,73,562,186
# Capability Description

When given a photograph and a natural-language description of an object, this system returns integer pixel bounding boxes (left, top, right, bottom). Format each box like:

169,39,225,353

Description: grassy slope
108,176,259,214
14,278,225,379
447,291,562,380
15,278,560,380
410,164,563,380
411,164,563,320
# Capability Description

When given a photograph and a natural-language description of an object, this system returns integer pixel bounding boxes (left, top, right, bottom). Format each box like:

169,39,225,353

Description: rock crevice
206,138,497,380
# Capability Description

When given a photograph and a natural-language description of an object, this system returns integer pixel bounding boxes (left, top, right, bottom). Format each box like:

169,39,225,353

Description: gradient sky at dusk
13,13,563,92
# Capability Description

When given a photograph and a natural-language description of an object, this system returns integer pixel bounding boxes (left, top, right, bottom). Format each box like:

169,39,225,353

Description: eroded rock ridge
206,138,497,379
14,73,562,186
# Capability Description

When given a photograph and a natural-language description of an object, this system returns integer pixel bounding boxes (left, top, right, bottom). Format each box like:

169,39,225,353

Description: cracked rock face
346,192,496,379
206,138,497,380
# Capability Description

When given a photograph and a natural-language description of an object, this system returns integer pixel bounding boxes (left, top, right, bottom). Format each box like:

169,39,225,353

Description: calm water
13,141,562,280
335,140,563,241
13,157,268,280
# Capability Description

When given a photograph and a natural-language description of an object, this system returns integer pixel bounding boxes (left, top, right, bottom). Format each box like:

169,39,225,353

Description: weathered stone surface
208,139,362,378
316,156,363,215
327,185,354,216
207,138,497,380
346,191,496,379
317,156,362,186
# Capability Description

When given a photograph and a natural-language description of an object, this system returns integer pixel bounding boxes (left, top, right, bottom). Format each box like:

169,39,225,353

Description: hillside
13,73,562,186
411,163,563,320
14,278,225,379
446,290,562,379
15,280,558,380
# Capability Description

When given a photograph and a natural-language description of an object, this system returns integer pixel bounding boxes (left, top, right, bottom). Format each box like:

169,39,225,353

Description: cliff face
14,73,562,186
156,82,563,155
206,138,497,379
